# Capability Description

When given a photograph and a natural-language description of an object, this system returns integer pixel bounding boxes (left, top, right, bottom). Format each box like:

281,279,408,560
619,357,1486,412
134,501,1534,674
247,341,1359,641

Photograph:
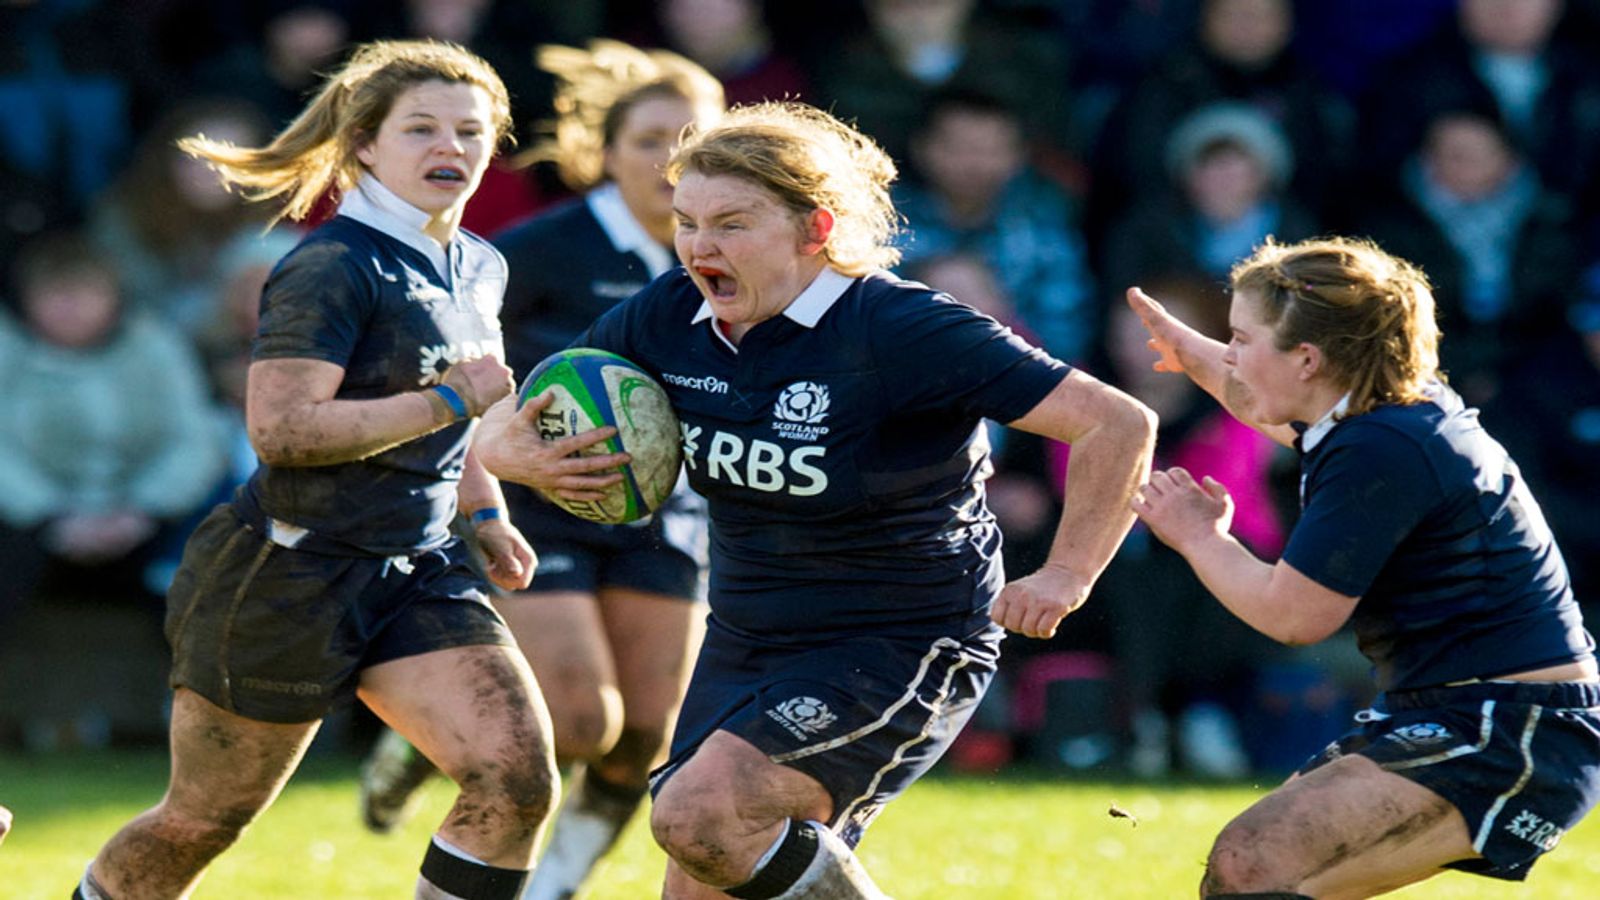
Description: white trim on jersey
690,267,857,328
587,182,675,278
339,174,453,284
1299,391,1352,452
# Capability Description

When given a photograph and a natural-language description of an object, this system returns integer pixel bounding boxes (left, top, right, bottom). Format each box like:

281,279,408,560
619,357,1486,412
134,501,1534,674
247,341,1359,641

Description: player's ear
354,129,377,169
1297,342,1324,380
800,208,834,256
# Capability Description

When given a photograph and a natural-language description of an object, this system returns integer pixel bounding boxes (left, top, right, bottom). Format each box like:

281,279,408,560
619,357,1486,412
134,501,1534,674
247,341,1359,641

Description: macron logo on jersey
661,372,730,394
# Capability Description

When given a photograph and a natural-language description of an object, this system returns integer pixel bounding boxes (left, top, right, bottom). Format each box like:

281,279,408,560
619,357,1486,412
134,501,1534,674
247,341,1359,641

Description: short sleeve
872,290,1069,422
252,243,374,366
1282,427,1438,597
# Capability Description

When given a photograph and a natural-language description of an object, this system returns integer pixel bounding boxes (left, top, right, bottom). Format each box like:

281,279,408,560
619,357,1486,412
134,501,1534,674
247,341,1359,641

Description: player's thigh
164,687,321,819
497,590,619,725
1218,754,1474,897
357,644,553,781
598,586,703,723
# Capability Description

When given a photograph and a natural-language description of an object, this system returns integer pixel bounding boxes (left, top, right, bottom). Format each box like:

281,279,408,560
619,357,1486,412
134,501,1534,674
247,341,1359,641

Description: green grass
5,750,1600,898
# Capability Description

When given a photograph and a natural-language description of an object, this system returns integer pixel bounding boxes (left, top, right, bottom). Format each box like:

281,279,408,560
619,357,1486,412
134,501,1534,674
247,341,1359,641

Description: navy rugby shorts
1298,679,1600,880
506,486,706,601
515,529,703,600
166,505,516,723
651,615,1003,847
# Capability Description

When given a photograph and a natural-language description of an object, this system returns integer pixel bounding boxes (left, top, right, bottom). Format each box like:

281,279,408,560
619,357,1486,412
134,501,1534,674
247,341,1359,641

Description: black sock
419,838,529,900
725,819,820,900
580,767,647,812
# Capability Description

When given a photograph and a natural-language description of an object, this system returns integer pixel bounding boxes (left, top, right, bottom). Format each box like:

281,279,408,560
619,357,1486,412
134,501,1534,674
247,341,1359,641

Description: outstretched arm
1125,286,1298,448
990,369,1157,638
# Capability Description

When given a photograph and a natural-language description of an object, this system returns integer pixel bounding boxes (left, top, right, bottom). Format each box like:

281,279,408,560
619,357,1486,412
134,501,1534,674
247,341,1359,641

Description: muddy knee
650,789,744,885
1203,822,1293,894
553,689,623,762
504,751,560,827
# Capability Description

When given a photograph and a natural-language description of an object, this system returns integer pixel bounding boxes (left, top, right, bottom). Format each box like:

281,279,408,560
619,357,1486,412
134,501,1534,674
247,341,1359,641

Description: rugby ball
518,349,682,525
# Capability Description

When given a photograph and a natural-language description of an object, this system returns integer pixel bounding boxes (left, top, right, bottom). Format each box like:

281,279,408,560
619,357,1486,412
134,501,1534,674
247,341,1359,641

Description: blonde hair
528,39,725,191
1231,236,1441,416
177,40,512,225
667,102,902,276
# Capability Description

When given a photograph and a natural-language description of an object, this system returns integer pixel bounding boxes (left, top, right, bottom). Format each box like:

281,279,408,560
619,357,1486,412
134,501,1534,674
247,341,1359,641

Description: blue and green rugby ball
518,349,682,525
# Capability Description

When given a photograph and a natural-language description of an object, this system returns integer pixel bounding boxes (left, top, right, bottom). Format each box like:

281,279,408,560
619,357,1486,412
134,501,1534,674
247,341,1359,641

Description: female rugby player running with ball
475,101,1156,899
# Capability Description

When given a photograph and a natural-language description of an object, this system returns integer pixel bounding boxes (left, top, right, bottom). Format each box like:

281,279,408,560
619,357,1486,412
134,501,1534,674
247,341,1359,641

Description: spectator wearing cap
1099,101,1318,307
1087,0,1354,248
1355,106,1577,407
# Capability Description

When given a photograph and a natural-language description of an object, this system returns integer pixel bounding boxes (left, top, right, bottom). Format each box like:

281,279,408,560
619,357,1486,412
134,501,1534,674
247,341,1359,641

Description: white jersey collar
691,266,856,327
338,174,451,282
1299,392,1353,453
587,183,674,278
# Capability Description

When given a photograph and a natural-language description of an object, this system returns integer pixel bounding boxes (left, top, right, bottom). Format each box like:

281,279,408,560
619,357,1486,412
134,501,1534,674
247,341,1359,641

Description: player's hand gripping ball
519,349,683,525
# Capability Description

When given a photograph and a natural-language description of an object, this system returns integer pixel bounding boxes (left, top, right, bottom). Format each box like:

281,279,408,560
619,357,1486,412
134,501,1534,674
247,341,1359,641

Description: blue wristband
469,507,502,525
432,384,469,420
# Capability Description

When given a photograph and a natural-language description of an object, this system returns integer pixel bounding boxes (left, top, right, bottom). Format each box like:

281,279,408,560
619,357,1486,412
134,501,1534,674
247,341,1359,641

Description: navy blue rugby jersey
1284,385,1593,691
574,267,1070,640
243,179,507,555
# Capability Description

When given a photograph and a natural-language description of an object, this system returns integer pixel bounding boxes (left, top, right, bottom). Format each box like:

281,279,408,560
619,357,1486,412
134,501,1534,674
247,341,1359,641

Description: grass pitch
4,750,1600,898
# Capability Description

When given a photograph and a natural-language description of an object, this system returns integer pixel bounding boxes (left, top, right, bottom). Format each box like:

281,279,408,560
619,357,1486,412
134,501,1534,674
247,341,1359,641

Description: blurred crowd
4,0,1600,780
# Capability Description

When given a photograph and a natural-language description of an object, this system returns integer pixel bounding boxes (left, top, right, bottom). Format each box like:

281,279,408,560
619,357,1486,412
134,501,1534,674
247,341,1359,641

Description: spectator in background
88,98,291,340
191,1,354,129
817,0,1075,166
0,231,226,632
1358,0,1600,238
0,0,140,215
1050,0,1203,151
1288,0,1457,100
1101,102,1318,300
897,89,1097,363
1357,107,1578,407
655,0,811,105
1485,294,1600,612
0,150,68,291
1079,276,1287,778
1089,0,1353,244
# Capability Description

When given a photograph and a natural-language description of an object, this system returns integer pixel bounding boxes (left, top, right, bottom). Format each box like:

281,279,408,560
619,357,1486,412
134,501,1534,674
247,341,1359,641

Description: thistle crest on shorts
767,696,838,740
